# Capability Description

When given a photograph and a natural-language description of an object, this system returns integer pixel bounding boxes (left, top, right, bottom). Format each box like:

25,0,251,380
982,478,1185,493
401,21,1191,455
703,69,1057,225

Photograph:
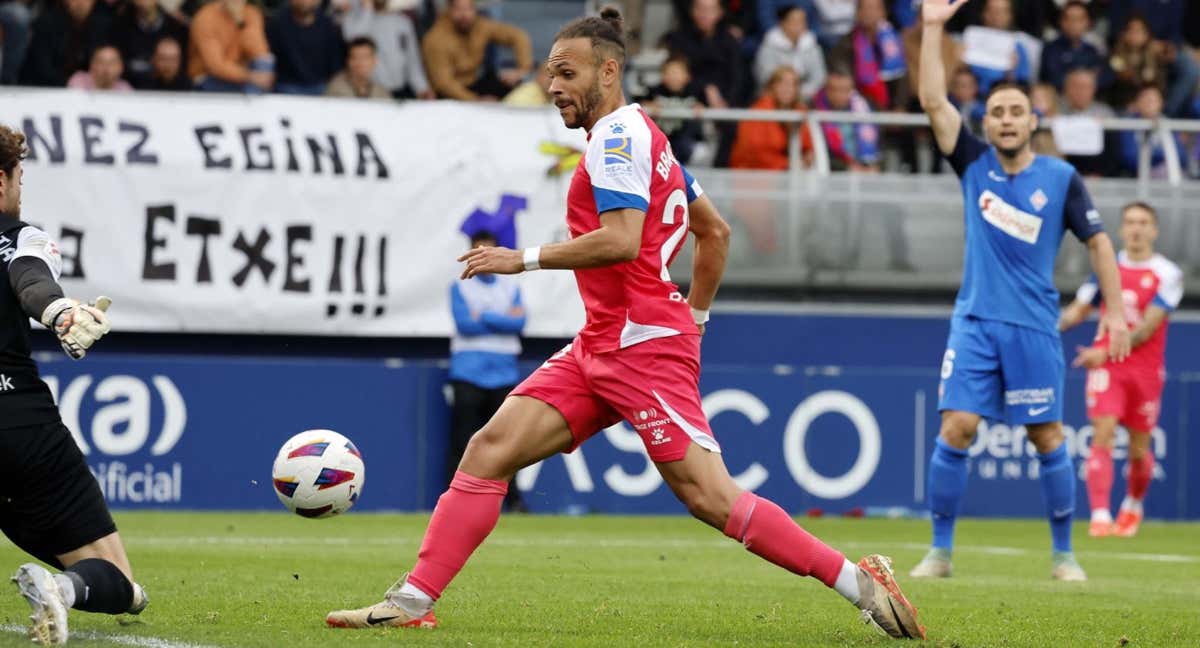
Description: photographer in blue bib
447,230,528,512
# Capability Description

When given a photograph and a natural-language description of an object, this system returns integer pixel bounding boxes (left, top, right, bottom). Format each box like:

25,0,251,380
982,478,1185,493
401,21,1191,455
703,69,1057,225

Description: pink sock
407,471,507,600
1086,445,1114,513
1127,454,1154,501
723,491,845,587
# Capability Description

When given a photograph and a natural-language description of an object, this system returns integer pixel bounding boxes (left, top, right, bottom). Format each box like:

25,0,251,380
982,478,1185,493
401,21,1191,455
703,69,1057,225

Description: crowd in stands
0,0,1197,175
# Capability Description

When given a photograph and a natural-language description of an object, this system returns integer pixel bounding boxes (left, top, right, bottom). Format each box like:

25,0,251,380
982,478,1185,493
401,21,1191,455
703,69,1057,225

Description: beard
561,78,604,129
993,132,1032,159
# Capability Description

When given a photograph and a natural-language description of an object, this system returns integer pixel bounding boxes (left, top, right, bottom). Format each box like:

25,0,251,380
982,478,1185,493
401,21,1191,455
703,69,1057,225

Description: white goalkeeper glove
41,296,112,360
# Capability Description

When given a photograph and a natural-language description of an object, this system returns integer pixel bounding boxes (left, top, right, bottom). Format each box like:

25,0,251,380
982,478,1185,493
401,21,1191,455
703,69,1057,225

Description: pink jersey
566,104,696,353
1075,251,1184,373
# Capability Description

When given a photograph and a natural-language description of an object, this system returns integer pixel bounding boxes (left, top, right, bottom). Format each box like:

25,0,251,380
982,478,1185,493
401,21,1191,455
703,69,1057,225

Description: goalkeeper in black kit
0,124,148,645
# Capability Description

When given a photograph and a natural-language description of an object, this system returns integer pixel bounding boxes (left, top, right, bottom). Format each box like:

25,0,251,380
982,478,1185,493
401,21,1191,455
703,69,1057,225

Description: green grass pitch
1,512,1197,647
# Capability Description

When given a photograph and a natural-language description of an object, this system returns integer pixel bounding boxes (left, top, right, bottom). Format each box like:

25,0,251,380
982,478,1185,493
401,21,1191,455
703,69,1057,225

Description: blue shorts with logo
938,316,1065,425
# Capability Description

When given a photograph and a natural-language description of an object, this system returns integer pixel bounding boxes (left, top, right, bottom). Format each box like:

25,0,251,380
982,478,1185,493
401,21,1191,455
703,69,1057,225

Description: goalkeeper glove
41,296,112,360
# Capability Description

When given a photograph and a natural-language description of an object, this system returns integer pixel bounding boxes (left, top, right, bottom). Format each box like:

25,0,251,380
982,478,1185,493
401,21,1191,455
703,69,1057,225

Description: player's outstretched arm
1058,299,1092,332
9,257,112,360
458,208,645,278
918,0,969,155
1085,232,1132,362
686,194,731,333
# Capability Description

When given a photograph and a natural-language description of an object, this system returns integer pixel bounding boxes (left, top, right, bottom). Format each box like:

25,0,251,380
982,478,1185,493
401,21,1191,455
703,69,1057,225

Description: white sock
53,574,76,608
1121,496,1144,515
833,559,861,605
392,581,434,617
1091,508,1112,524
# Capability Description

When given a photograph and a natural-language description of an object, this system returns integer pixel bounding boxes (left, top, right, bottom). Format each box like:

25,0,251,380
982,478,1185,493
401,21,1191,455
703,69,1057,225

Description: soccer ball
271,430,365,518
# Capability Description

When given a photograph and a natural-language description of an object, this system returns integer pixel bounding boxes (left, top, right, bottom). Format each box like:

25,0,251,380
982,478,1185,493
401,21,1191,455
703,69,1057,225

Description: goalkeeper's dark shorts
0,420,117,567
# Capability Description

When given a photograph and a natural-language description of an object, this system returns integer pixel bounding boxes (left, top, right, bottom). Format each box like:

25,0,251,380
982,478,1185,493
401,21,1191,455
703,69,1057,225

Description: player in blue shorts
911,0,1132,582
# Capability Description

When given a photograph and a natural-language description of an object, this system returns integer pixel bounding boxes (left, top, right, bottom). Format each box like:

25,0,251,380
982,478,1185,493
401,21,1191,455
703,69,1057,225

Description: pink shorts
1085,366,1165,433
512,335,718,462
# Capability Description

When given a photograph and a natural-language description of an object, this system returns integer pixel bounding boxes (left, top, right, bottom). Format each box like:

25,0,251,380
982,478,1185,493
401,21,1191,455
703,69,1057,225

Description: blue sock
928,438,969,551
1038,444,1075,553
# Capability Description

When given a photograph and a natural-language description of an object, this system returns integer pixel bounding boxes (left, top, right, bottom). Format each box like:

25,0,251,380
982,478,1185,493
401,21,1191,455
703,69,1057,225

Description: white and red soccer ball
271,430,365,518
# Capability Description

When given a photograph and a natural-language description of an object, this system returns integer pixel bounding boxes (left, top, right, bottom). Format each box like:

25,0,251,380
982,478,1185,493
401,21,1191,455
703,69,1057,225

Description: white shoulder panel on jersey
585,105,653,209
12,227,63,281
1150,254,1184,310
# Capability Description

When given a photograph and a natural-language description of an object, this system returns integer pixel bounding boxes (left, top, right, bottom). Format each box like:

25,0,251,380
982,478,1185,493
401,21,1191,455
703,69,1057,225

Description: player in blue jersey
910,0,1132,582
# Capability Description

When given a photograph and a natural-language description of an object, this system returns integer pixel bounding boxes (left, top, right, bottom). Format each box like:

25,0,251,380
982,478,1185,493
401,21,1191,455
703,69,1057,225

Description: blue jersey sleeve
946,123,990,177
1063,172,1103,242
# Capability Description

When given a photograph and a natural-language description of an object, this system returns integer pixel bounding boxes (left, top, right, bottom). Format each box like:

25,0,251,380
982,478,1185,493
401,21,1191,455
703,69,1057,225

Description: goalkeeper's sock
56,559,133,614
928,438,969,551
722,492,847,595
407,471,507,602
1085,445,1114,516
1038,444,1076,553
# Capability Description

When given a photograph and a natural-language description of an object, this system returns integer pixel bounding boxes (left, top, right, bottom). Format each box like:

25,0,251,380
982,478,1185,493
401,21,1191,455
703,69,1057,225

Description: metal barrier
654,106,1200,185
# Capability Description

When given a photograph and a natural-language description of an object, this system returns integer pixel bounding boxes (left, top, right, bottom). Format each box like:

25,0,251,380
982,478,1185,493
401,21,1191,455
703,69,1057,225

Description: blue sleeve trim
946,122,989,177
1151,294,1175,312
593,187,649,214
681,165,699,203
1064,172,1103,242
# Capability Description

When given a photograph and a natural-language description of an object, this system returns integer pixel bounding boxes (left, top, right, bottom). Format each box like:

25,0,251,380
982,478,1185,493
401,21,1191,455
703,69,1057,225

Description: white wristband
523,246,541,271
691,307,710,325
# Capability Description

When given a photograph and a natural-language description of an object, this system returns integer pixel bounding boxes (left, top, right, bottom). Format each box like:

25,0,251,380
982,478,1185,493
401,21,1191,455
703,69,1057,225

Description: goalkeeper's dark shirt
0,213,62,428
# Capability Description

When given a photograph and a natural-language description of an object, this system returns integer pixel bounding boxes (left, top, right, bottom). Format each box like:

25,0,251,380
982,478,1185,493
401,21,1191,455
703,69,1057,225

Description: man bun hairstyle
555,5,627,67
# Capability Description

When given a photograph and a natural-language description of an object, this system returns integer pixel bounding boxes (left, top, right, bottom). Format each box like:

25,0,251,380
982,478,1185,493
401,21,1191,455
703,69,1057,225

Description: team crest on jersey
1029,188,1048,212
1141,273,1155,289
979,190,1043,244
610,122,626,134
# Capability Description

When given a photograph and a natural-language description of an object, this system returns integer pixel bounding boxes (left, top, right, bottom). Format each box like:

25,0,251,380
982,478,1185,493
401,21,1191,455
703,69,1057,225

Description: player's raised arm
918,0,969,154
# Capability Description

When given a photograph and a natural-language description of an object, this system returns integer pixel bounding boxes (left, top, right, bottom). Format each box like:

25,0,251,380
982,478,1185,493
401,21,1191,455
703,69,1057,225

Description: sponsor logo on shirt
979,190,1043,244
603,137,633,178
1005,387,1055,406
1086,209,1102,225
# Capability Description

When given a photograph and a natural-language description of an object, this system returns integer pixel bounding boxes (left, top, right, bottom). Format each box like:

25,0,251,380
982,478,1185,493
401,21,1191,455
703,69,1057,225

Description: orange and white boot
1113,508,1143,537
1088,509,1113,537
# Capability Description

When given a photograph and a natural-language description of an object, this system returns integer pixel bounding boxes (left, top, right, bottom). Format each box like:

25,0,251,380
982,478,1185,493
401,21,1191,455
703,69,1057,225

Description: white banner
2,89,589,336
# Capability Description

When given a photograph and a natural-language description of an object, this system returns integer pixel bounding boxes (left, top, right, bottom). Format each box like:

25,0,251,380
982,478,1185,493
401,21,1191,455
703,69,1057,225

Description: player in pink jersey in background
325,6,925,640
1060,202,1184,538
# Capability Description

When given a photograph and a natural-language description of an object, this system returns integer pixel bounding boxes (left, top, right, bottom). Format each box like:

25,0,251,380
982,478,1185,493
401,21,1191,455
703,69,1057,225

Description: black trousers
448,381,525,510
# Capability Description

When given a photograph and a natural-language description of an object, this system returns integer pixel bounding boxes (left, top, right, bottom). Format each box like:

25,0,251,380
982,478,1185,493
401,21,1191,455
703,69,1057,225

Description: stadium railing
652,106,1200,296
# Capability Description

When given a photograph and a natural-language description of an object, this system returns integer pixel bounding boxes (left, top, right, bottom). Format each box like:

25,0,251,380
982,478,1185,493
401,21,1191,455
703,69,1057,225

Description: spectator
1118,84,1185,178
421,0,532,101
639,56,708,165
967,0,1032,94
67,42,132,90
754,4,825,103
1106,5,1200,117
811,68,879,171
1059,67,1118,176
267,0,344,95
663,0,744,165
325,35,390,99
447,230,528,513
730,66,813,170
342,0,432,99
189,0,273,93
502,62,551,106
1030,82,1062,157
813,0,856,50
142,35,190,90
111,0,187,88
1107,15,1169,110
1108,0,1184,47
20,0,113,87
0,0,34,83
755,0,819,47
1039,1,1102,91
830,0,906,110
949,66,984,134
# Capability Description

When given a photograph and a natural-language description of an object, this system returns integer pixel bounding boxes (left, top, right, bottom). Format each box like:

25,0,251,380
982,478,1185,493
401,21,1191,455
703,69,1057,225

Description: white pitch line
124,535,1199,564
1,623,219,648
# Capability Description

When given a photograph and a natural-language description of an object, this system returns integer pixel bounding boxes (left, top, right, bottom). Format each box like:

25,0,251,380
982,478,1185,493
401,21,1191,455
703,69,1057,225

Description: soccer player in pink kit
1060,202,1183,538
325,7,925,640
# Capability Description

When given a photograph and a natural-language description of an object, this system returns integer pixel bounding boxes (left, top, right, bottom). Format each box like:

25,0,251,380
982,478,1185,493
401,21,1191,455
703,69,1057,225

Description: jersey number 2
659,188,689,282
